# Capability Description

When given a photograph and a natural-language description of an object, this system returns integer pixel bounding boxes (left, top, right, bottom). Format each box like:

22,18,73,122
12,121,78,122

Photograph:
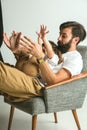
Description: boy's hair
48,41,64,64
60,21,86,44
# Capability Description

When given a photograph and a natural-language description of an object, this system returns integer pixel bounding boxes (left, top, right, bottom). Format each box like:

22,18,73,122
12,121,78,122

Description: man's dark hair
59,21,86,44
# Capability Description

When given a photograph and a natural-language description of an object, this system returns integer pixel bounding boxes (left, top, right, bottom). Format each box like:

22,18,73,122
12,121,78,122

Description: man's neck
68,45,76,52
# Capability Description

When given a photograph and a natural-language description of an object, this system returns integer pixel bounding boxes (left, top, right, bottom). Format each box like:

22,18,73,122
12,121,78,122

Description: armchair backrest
44,45,87,113
77,45,87,72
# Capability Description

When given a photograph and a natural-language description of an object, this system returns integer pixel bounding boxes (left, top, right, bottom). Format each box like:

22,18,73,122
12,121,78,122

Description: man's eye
62,35,67,38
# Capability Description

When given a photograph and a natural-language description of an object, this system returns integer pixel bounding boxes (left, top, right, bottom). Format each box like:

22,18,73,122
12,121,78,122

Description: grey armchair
5,45,87,130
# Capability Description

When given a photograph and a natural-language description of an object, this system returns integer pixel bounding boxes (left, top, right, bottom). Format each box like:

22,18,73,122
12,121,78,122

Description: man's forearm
38,60,71,85
38,61,57,85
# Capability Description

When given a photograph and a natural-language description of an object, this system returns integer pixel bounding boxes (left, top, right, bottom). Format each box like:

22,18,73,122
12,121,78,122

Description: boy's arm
37,25,54,59
42,36,54,58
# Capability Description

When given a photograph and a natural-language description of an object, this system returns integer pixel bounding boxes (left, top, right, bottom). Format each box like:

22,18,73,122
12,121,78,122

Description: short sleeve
46,54,59,65
62,51,83,76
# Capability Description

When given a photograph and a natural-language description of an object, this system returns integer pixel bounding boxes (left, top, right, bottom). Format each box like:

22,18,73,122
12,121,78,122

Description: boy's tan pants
0,61,43,102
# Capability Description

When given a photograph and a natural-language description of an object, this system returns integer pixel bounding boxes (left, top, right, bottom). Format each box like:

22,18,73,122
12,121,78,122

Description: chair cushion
5,97,46,115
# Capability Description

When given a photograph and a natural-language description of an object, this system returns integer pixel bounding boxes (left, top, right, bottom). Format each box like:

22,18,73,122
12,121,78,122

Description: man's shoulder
63,50,82,58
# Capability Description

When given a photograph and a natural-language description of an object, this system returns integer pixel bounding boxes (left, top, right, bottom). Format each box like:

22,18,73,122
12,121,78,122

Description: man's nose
58,36,62,41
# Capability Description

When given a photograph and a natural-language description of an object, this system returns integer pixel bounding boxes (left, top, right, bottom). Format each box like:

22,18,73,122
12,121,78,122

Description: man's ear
73,37,80,45
74,37,80,43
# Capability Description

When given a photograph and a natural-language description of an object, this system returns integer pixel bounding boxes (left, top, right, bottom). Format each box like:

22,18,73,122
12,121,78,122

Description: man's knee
0,61,3,68
0,61,2,67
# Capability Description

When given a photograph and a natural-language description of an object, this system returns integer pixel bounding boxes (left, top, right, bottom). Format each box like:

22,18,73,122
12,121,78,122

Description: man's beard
57,39,72,54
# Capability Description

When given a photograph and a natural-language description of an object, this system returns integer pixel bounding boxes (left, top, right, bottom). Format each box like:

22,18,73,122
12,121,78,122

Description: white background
1,0,87,64
0,1,87,130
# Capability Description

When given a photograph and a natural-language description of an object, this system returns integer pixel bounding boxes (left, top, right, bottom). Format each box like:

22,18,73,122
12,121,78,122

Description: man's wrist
37,55,47,64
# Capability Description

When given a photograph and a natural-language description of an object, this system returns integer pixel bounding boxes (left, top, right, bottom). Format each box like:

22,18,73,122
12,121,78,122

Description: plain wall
1,0,87,65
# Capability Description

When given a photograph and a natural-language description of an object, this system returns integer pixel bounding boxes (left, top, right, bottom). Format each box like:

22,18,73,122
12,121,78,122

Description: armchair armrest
46,71,87,89
43,71,87,113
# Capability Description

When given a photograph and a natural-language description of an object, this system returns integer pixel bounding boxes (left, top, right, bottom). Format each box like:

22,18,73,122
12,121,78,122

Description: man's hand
3,33,11,49
20,36,45,58
3,31,22,54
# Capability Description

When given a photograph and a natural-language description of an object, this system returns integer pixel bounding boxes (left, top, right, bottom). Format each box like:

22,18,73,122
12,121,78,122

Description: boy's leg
0,61,42,101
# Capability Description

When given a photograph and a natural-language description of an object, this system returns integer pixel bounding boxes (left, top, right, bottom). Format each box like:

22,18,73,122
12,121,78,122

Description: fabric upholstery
5,97,45,115
43,45,87,113
44,77,87,113
77,46,87,71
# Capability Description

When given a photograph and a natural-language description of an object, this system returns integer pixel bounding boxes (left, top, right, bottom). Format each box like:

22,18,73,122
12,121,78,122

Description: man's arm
38,61,71,85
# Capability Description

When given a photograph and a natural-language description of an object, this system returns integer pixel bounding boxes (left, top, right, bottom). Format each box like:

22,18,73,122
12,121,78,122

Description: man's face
57,27,73,53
